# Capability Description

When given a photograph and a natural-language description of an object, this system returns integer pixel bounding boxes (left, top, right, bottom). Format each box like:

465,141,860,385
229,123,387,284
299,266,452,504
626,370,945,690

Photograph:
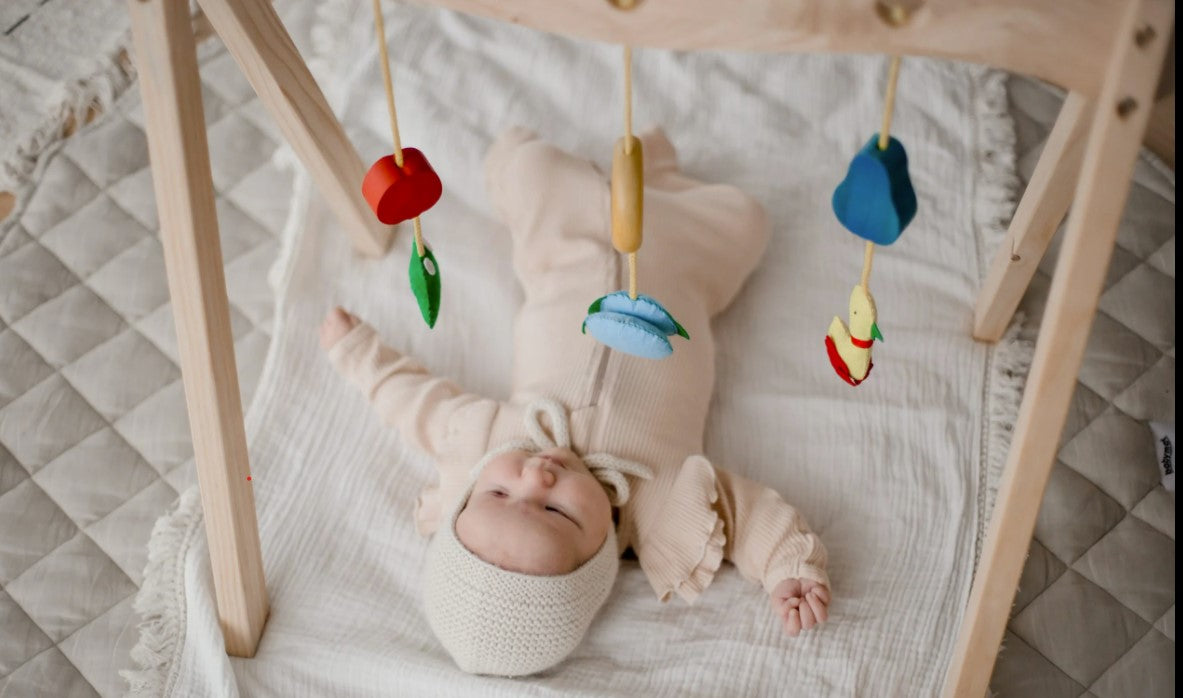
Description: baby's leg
484,127,613,283
484,128,618,351
630,128,771,318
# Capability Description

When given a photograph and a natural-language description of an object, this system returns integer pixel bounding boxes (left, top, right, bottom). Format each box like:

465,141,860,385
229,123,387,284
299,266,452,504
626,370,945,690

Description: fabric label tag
1150,422,1174,493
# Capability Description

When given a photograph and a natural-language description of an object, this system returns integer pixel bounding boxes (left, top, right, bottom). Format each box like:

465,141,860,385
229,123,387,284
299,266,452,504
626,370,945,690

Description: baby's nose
523,460,557,488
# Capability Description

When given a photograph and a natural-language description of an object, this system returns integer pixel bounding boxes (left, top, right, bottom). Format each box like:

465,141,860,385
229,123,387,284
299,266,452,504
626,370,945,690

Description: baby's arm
712,466,831,637
319,307,499,461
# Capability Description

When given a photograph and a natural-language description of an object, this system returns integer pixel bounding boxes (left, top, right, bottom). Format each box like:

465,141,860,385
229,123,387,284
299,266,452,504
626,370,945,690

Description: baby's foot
319,306,358,350
770,578,830,637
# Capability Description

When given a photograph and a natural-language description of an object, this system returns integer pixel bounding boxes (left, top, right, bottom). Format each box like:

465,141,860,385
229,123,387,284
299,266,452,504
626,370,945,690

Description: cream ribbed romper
328,127,829,603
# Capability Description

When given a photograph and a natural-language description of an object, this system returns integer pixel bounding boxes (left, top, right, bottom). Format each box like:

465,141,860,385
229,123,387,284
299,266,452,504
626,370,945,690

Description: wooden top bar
409,0,1123,96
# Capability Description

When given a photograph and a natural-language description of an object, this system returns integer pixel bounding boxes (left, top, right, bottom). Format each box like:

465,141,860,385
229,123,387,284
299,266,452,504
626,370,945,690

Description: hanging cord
860,240,875,288
628,254,638,300
372,0,425,257
372,0,403,164
623,46,634,148
878,56,901,151
623,45,639,300
862,55,903,289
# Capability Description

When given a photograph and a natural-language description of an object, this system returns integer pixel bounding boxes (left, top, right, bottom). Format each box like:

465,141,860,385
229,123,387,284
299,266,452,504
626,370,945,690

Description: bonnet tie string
483,398,654,507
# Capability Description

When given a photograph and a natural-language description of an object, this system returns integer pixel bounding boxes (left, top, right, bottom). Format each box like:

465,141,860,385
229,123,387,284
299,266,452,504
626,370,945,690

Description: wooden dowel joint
1116,97,1138,118
1135,25,1157,47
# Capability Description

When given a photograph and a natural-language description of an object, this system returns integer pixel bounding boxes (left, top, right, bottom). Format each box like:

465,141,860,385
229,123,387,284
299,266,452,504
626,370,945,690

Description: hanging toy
825,246,885,386
361,0,443,327
826,47,916,386
582,46,688,360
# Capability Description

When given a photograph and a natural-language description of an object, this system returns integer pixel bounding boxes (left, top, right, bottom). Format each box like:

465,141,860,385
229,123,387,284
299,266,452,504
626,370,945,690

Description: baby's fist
770,578,830,638
320,306,358,350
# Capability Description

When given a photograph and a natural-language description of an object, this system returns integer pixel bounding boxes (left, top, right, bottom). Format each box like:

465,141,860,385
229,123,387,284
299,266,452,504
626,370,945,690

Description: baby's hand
770,578,830,637
319,306,359,350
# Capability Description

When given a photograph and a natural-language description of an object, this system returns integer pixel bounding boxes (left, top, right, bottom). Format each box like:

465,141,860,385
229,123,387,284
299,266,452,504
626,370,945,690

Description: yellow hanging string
628,253,638,299
863,55,902,288
623,45,638,300
372,0,424,257
372,0,402,165
623,46,634,150
878,56,902,151
860,241,875,288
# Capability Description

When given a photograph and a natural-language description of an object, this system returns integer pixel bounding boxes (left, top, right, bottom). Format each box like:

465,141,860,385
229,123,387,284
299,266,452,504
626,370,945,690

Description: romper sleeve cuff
637,455,727,605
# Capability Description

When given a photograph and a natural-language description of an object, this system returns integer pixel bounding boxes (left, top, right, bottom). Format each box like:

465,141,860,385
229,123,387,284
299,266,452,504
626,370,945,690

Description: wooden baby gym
123,0,1172,695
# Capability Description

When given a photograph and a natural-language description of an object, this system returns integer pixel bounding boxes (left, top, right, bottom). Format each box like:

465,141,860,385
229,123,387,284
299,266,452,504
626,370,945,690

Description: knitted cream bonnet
423,399,653,677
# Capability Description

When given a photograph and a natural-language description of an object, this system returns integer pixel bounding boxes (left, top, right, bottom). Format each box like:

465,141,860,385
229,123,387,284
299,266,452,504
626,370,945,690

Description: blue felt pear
582,291,689,360
832,134,917,245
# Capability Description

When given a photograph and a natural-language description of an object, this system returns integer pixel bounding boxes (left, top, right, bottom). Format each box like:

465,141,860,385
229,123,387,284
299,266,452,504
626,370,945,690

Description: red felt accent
850,335,874,349
825,335,873,387
362,148,443,224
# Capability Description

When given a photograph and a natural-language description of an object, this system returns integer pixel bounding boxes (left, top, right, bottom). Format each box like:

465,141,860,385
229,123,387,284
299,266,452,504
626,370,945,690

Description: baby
320,127,830,677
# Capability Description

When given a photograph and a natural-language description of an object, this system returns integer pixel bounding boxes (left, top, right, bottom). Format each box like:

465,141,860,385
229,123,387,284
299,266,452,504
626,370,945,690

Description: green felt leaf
582,295,606,334
668,311,690,340
871,322,883,341
408,241,441,328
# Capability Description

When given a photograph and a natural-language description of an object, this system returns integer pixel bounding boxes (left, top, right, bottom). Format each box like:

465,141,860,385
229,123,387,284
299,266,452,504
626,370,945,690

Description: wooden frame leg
195,0,393,257
128,0,269,658
973,92,1092,342
943,1,1173,695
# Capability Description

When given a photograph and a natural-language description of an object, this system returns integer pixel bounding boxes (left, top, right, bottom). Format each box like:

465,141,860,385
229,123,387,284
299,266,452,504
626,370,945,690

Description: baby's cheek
454,504,493,547
571,483,615,550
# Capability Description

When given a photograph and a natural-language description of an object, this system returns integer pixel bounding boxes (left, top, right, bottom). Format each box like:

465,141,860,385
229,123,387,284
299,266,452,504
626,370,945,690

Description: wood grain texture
973,92,1092,342
196,0,393,257
409,0,1120,96
127,0,269,658
943,0,1175,695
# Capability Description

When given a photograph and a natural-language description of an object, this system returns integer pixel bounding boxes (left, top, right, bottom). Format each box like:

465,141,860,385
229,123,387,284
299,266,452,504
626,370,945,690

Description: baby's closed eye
543,503,581,528
544,505,568,517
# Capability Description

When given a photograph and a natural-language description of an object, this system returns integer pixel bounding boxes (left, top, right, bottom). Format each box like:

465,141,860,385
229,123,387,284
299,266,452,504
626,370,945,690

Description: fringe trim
969,69,1034,575
119,487,205,697
978,316,1035,559
0,40,137,195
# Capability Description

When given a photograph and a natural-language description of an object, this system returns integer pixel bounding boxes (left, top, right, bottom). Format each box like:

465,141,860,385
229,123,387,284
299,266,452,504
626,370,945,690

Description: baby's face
456,448,613,575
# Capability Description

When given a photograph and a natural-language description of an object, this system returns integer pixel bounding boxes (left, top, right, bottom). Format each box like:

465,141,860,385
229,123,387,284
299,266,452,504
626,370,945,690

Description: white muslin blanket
125,0,1029,695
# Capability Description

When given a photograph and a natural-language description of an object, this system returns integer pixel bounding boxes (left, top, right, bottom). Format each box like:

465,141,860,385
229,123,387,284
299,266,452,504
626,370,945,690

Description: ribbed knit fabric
327,126,830,605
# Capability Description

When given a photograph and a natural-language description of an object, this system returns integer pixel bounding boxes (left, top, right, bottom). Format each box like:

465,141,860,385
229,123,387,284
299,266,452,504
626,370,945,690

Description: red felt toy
362,148,443,225
825,333,874,387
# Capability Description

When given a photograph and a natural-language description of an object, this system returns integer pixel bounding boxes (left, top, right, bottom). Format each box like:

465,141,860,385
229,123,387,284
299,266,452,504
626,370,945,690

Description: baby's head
422,400,652,677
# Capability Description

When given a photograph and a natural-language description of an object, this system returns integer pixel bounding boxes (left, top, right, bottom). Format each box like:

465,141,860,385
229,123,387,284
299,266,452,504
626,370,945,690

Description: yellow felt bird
825,285,883,386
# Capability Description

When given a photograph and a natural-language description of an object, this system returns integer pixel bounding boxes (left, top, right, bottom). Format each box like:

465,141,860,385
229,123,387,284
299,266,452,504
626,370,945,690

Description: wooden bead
611,136,643,253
